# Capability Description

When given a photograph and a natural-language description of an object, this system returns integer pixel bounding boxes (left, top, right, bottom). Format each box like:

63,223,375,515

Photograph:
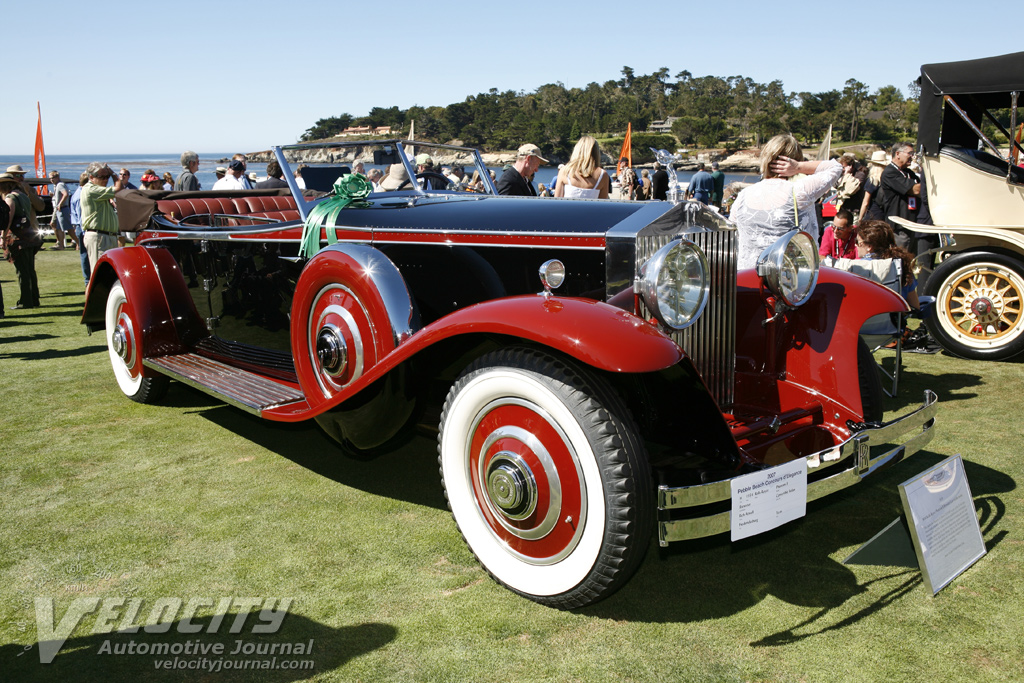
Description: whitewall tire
105,281,168,403
438,348,652,608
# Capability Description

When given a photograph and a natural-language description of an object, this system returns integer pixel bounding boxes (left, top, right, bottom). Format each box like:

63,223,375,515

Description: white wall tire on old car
105,281,168,403
438,348,652,608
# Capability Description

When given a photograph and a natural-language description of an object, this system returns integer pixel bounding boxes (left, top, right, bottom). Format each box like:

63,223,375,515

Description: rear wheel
924,251,1024,360
438,348,653,608
105,281,168,403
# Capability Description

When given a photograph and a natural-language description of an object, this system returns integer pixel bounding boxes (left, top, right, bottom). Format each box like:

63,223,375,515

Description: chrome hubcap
111,326,128,359
486,452,537,521
315,324,347,377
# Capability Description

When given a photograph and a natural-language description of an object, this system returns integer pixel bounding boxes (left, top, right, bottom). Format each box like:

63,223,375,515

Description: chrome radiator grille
636,230,736,408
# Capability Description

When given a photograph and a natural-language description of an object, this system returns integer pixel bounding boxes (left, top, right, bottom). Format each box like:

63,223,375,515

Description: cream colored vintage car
892,52,1024,360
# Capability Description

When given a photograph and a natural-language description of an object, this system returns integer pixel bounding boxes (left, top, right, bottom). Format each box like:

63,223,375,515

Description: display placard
730,457,808,541
899,454,986,595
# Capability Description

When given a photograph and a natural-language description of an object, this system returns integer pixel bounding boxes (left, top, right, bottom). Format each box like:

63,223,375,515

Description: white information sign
899,454,986,595
730,457,808,541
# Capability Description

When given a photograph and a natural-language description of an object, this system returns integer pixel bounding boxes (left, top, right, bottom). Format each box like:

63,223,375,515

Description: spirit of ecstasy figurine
649,147,683,201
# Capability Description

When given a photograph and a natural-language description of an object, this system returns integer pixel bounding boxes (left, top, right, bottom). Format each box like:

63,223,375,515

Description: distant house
339,125,392,137
648,117,679,134
340,126,373,137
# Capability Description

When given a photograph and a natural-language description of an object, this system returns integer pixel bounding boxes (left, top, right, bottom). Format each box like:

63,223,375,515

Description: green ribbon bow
298,174,372,259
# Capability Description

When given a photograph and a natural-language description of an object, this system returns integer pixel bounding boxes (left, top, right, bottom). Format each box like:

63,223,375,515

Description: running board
144,353,305,416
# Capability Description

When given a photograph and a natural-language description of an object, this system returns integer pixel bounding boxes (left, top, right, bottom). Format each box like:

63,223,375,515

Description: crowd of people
2,136,939,326
0,151,259,318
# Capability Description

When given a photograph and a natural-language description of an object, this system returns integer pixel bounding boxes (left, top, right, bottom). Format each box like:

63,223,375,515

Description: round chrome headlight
755,230,819,307
538,259,565,291
640,238,710,330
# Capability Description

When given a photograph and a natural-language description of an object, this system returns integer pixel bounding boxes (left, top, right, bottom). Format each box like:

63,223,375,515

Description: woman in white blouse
555,136,610,199
731,134,843,269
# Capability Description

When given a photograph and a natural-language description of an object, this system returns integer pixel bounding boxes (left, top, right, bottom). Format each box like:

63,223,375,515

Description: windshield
273,140,497,201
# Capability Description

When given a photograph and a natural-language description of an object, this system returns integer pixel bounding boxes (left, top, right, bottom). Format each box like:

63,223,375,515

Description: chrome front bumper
657,390,939,545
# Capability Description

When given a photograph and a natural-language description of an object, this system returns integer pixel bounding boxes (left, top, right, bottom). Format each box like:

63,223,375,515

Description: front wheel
438,348,653,609
105,281,168,403
924,251,1024,360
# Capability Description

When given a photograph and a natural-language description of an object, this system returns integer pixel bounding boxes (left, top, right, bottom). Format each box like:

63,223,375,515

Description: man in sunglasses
876,141,921,250
118,168,138,190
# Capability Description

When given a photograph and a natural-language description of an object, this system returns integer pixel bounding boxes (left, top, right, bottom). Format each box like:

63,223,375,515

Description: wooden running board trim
144,353,305,416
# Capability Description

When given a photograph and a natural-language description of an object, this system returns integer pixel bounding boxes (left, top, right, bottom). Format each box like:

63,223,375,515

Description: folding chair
823,257,905,397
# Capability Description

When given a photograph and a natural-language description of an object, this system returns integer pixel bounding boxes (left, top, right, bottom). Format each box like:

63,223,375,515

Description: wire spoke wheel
927,252,1024,360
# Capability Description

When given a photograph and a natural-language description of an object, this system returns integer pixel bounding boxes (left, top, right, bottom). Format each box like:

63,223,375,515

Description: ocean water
0,153,236,190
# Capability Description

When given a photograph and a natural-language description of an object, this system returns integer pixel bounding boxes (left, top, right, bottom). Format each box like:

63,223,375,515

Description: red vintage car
82,140,937,608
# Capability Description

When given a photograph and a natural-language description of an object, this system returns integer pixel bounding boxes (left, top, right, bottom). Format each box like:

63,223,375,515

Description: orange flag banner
618,123,632,170
34,102,48,196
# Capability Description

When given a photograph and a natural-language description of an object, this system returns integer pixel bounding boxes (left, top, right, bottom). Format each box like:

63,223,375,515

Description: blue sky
1,0,1007,155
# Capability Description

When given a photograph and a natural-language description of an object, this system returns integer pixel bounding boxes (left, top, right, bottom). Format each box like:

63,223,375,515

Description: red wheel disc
468,400,586,564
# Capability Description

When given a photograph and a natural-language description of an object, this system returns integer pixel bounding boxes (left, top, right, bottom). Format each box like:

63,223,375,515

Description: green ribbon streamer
299,174,372,258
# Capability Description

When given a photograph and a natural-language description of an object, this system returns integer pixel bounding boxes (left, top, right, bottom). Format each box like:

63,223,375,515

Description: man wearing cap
415,153,448,190
497,144,547,196
213,160,246,191
81,162,126,273
232,154,253,189
49,171,75,250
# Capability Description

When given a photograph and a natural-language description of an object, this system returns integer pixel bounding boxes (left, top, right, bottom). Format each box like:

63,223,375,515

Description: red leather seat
157,196,298,225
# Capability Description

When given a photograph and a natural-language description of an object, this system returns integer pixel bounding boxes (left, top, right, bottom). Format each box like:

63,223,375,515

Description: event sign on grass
899,454,986,594
730,458,808,541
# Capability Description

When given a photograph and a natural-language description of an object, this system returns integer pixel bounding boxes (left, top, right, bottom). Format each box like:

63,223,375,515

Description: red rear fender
81,246,206,363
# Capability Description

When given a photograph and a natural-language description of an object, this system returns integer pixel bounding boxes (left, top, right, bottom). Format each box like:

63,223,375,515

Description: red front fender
413,296,684,373
735,266,910,419
290,295,685,419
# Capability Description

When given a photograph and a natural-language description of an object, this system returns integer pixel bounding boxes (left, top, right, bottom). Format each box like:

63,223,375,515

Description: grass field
2,246,1023,682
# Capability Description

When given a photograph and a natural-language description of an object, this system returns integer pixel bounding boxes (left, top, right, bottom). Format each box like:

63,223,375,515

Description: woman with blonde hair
731,133,843,268
555,136,610,199
857,150,889,225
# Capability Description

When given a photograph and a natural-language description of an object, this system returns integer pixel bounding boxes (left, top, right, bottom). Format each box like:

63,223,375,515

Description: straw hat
5,164,27,175
380,163,411,191
868,150,889,166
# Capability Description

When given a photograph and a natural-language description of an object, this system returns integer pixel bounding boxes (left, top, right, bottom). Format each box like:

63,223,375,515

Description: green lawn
2,246,1022,682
